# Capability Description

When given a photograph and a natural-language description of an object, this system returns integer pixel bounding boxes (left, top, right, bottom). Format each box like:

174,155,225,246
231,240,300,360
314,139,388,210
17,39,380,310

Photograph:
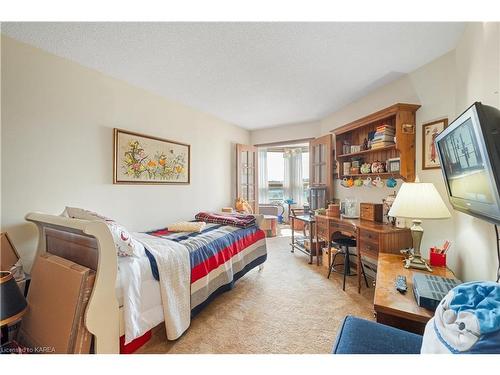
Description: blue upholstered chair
332,315,423,354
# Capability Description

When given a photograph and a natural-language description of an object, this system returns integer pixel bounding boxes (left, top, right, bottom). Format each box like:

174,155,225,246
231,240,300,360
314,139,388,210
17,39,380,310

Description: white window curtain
283,148,303,207
258,148,269,204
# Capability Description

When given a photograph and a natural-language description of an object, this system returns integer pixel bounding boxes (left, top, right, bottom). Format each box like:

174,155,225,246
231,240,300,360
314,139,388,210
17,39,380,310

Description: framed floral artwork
113,128,190,184
422,118,448,170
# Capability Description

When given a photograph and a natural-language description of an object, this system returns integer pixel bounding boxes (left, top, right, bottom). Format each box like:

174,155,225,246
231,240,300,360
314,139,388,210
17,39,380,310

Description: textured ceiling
2,22,465,129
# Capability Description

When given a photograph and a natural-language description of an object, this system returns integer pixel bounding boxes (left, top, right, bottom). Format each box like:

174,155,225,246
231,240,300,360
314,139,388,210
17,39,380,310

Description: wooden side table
290,214,318,265
373,253,456,334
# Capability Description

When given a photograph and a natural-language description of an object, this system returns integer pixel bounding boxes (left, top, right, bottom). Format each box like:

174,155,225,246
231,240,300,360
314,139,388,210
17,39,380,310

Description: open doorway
257,142,310,222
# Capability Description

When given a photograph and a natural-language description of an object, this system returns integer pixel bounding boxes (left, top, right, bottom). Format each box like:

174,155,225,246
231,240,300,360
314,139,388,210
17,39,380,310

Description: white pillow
168,221,206,233
64,206,113,222
64,207,143,257
106,222,145,258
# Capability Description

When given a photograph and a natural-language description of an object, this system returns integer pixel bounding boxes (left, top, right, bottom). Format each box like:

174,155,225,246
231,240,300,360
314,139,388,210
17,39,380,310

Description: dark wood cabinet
332,103,420,182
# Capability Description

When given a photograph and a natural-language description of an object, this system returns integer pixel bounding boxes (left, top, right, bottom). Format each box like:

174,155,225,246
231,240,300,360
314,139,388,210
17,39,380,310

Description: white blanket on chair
133,233,191,341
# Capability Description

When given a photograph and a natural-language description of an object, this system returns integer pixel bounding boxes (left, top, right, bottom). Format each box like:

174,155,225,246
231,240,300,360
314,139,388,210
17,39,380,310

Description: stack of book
371,124,395,149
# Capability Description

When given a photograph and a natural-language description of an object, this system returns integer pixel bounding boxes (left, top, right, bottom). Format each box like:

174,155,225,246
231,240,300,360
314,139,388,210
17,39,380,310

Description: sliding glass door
236,144,259,213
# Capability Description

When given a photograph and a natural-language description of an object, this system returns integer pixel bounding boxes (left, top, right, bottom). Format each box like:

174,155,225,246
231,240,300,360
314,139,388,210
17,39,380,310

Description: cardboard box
322,248,331,269
292,220,305,231
260,215,278,237
305,239,326,255
18,253,95,354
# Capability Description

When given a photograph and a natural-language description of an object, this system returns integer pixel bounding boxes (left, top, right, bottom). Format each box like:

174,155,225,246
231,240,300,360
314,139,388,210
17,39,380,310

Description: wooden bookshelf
340,172,400,178
331,103,420,182
337,144,396,158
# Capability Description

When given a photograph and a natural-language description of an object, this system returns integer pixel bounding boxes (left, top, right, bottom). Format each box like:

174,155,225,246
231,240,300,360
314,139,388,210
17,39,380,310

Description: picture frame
113,128,190,184
386,157,401,173
422,118,448,170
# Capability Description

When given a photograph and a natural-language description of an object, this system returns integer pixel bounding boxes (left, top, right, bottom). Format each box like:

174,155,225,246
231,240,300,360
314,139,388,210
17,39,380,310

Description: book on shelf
371,141,395,149
372,139,395,144
372,134,395,142
374,128,395,135
376,124,394,131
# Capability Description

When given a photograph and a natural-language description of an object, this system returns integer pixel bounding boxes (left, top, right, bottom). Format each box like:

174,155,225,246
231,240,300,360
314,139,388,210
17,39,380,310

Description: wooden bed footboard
25,212,120,354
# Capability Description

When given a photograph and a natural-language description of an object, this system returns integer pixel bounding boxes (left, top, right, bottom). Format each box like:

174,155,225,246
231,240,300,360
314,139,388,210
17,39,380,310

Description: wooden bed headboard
45,227,98,271
25,212,120,354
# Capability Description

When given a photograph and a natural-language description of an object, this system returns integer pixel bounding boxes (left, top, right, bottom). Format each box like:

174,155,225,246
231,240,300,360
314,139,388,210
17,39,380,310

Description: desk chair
328,233,369,291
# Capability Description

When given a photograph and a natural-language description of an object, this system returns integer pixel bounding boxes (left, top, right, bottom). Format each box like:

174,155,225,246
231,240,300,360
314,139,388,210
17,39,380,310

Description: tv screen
439,118,494,203
435,102,500,224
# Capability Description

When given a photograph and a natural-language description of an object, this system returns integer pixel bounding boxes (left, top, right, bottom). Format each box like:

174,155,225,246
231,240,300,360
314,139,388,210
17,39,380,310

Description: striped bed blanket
145,223,267,316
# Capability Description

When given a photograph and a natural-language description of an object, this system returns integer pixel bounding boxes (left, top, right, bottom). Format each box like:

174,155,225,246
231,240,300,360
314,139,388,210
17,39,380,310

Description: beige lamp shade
388,182,451,219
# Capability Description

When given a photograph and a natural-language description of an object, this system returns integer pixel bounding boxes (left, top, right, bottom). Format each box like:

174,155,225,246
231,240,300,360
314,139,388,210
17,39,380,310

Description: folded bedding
195,211,256,228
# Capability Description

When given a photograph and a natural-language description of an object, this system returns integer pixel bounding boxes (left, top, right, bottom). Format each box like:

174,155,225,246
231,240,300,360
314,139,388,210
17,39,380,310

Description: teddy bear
235,197,253,214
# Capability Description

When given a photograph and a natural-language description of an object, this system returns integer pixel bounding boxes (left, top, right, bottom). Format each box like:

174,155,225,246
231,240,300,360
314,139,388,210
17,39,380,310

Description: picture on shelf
387,157,401,173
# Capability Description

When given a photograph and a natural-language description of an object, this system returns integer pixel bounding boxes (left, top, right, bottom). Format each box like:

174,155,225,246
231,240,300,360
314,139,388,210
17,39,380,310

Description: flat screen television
435,102,500,224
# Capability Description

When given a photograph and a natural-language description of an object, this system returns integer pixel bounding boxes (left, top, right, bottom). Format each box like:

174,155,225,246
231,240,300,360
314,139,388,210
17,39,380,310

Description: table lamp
1,271,28,345
388,181,451,272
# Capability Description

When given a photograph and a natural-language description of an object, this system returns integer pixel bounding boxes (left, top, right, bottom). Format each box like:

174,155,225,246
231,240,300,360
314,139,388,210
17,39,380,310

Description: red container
429,248,446,267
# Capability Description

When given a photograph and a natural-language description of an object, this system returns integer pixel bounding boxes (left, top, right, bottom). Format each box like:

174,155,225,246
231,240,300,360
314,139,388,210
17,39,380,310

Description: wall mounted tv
435,102,500,224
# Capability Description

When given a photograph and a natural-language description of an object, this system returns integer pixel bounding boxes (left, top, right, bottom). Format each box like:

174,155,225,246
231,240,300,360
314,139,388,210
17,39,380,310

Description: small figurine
362,138,369,150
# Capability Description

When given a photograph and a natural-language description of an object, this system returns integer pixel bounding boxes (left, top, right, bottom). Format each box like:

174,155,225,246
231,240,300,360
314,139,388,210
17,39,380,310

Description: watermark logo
0,345,56,354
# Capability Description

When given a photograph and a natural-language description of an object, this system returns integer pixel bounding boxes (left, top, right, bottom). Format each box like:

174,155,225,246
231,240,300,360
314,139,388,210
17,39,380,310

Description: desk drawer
359,228,380,245
358,239,379,259
330,221,355,235
316,216,328,231
317,225,328,240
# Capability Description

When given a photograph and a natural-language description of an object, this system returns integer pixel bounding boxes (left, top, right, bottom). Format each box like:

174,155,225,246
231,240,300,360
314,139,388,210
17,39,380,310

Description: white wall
1,36,250,270
250,22,500,281
250,120,321,145
451,22,500,281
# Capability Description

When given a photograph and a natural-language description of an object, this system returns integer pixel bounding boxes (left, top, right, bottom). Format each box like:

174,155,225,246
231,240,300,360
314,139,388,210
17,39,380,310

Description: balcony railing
265,181,309,203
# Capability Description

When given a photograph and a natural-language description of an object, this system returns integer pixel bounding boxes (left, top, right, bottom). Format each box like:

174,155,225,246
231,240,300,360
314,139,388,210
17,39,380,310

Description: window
264,150,310,203
267,151,284,202
302,152,309,202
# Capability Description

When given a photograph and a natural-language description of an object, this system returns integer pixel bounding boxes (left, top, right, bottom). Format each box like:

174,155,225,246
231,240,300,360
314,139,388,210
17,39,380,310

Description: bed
25,212,267,354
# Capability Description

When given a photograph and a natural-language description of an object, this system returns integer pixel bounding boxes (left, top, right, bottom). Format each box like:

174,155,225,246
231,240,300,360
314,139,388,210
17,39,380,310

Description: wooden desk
314,215,412,293
374,253,456,334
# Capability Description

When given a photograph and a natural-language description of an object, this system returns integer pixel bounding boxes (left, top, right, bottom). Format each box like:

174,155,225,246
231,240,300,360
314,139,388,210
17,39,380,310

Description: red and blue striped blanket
144,223,267,316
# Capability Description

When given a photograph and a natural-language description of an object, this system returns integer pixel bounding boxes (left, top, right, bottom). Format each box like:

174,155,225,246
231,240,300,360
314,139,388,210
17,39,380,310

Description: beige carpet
138,231,375,354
